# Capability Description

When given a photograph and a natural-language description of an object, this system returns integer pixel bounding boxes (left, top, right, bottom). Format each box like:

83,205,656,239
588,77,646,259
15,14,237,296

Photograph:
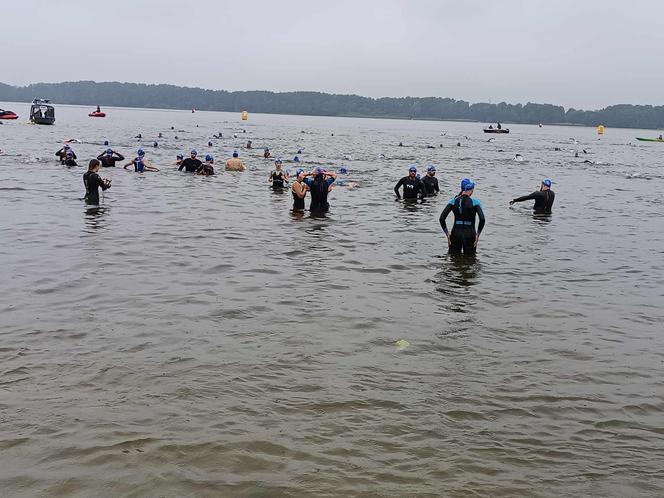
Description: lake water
1,103,663,497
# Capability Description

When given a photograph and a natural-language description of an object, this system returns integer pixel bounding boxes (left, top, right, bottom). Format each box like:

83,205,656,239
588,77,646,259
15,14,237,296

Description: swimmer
263,148,271,158
124,148,159,172
153,141,158,148
196,155,215,176
103,140,109,146
135,133,142,139
398,142,403,147
554,147,561,151
510,179,555,214
338,166,348,174
439,178,485,254
514,154,524,162
269,159,289,189
208,141,213,147
178,149,202,172
97,148,125,167
394,165,426,202
175,135,179,139
63,150,77,167
422,165,440,196
291,168,309,211
233,133,238,139
293,155,300,163
55,144,76,164
303,167,336,213
175,154,184,167
426,145,435,149
225,151,245,171
456,142,461,147
297,149,303,154
158,132,163,138
83,159,111,204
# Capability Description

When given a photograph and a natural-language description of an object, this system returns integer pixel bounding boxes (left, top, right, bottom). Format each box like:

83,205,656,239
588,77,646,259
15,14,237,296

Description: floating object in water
0,109,19,119
88,111,105,117
539,123,543,128
635,137,664,142
514,154,523,162
396,339,410,350
483,128,509,134
241,110,248,121
30,98,55,125
597,124,605,135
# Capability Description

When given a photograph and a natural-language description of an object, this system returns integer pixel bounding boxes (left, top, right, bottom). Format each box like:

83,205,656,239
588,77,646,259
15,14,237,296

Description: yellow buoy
597,124,605,135
241,110,248,121
395,339,410,350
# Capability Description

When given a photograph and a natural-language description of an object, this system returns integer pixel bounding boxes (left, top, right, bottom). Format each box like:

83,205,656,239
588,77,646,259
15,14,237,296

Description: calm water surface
1,103,663,497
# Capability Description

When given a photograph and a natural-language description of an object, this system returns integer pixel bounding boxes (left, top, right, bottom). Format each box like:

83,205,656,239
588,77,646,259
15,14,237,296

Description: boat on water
89,111,106,117
30,99,55,125
0,109,19,119
636,137,664,142
484,128,509,134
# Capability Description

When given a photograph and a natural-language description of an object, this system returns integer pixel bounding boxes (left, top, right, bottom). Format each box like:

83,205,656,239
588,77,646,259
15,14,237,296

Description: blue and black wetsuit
512,190,555,214
133,157,145,172
304,176,334,213
439,194,486,254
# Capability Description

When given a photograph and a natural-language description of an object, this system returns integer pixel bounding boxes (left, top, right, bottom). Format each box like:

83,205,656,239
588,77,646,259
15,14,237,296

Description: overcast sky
3,0,662,109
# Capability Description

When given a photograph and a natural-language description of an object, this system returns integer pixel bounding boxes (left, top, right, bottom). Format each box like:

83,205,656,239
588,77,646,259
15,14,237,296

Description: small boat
0,109,18,119
483,128,509,134
636,137,664,142
89,111,106,117
30,98,55,125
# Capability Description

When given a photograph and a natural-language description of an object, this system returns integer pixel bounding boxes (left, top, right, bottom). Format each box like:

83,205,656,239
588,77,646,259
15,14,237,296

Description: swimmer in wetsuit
291,168,309,211
83,159,111,204
510,179,555,214
174,154,184,167
56,145,76,164
196,155,215,176
63,151,78,167
439,178,486,254
179,149,202,172
394,165,426,202
303,167,336,213
263,148,271,158
123,149,159,172
96,148,125,167
269,159,289,189
422,165,440,196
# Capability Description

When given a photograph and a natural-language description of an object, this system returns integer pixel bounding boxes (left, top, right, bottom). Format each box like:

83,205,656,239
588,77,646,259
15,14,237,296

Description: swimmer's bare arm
123,160,133,169
144,160,160,172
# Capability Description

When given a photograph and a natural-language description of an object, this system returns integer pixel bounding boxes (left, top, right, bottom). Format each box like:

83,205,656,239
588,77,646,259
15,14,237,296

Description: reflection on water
83,204,110,232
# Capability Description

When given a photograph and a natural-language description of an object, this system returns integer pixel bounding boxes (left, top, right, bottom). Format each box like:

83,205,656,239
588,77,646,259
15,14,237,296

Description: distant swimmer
208,141,213,147
233,133,238,139
246,140,252,149
63,150,77,167
426,144,435,149
291,168,309,212
293,155,300,162
196,155,215,176
422,165,440,196
97,148,125,167
56,144,76,164
394,165,426,202
135,133,142,139
303,167,336,213
398,142,403,147
456,142,461,147
487,138,495,143
175,154,184,167
659,134,663,140
179,149,202,172
124,149,159,172
158,132,163,138
514,154,524,162
269,159,289,189
103,140,109,146
263,148,271,158
509,179,555,214
439,178,485,254
554,147,561,151
225,151,246,171
83,159,111,204
153,141,159,148
297,149,303,154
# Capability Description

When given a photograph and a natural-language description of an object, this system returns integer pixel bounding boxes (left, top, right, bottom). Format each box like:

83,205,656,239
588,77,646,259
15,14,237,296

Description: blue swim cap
205,154,213,161
461,178,475,191
106,148,113,155
64,144,71,149
191,149,197,156
337,180,345,186
339,166,348,174
137,148,145,156
66,151,74,157
409,165,417,172
233,151,239,158
208,141,212,146
296,168,305,175
275,158,283,164
315,167,325,175
542,178,552,187
427,165,436,172
293,156,300,162
103,140,109,145
177,154,184,159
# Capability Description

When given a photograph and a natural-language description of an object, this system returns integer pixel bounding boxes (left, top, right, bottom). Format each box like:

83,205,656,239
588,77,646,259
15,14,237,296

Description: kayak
0,109,18,119
484,128,509,134
89,111,106,117
636,137,664,142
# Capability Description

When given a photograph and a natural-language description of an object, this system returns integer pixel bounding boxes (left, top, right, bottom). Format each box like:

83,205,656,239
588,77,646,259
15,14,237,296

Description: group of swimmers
69,142,555,255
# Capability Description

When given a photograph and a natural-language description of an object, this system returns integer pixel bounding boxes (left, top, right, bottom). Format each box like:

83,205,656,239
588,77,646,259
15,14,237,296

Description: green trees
1,81,662,129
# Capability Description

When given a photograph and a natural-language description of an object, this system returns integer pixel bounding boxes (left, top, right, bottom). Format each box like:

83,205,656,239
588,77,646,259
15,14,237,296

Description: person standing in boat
497,123,502,130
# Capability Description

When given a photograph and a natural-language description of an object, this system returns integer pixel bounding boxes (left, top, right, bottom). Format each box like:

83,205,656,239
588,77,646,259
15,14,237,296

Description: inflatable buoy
241,110,248,121
597,124,605,135
89,112,106,117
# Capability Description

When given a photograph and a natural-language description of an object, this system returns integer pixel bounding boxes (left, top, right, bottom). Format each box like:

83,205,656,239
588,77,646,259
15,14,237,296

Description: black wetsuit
305,176,334,213
394,176,426,201
64,158,77,167
439,195,486,254
179,157,202,172
512,190,555,214
83,170,110,204
422,175,440,196
292,183,306,211
56,149,76,165
97,152,125,167
270,170,286,188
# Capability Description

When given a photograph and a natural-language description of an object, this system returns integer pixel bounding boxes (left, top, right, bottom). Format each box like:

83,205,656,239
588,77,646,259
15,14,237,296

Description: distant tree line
1,81,663,129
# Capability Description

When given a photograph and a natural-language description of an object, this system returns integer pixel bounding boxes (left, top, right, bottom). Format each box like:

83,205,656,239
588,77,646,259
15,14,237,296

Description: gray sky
3,0,663,109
